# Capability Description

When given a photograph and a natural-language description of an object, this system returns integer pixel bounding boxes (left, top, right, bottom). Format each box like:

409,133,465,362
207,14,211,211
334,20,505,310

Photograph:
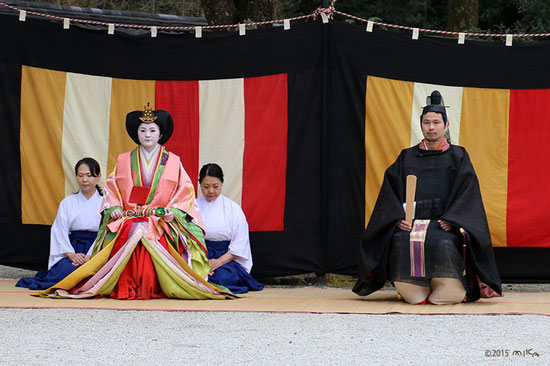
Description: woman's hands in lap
65,252,91,266
162,209,174,223
110,208,122,219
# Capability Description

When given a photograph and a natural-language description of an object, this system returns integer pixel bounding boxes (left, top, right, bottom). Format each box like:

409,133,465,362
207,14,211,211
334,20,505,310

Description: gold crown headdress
139,102,157,123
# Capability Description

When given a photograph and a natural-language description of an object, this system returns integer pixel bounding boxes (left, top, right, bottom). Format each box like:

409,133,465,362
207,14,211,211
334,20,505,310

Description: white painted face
200,176,223,202
137,122,161,151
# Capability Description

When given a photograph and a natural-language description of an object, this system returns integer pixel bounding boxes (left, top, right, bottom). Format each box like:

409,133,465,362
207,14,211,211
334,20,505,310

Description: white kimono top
197,194,253,273
48,190,103,269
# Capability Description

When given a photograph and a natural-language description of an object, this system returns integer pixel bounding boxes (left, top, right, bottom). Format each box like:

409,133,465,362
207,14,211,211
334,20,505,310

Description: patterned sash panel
410,219,430,277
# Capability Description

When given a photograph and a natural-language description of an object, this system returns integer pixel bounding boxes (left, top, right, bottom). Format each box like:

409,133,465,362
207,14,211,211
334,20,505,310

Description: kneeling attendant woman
17,158,102,290
197,163,264,294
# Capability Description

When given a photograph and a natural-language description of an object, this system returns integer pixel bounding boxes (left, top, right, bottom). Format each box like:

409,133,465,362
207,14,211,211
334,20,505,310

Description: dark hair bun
199,163,224,183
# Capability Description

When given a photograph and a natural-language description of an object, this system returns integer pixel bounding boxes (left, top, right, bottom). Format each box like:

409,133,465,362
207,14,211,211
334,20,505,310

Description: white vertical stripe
410,83,463,146
62,73,112,196
199,78,245,205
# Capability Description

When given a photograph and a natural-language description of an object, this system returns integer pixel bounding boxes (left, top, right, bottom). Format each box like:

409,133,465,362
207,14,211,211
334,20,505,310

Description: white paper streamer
506,34,513,46
366,20,374,32
284,19,290,30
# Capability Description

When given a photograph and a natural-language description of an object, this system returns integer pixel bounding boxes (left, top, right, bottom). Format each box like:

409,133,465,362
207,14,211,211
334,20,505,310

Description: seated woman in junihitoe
197,163,264,294
41,104,235,300
17,158,103,290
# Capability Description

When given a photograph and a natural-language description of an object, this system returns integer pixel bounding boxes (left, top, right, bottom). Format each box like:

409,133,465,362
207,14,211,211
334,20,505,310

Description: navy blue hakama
207,240,264,294
16,231,97,290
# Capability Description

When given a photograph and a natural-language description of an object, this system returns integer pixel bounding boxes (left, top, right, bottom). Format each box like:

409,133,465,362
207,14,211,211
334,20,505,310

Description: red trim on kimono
419,137,450,151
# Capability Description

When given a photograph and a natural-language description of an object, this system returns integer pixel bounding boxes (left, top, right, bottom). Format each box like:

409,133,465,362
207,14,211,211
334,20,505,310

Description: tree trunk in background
200,0,237,24
447,0,478,31
200,0,274,24
239,0,274,22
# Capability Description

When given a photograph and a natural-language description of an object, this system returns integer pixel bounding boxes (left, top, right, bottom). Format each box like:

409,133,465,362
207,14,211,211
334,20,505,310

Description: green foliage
514,0,550,33
284,0,550,37
26,0,550,37
32,0,202,17
279,0,318,18
476,0,550,39
335,0,447,29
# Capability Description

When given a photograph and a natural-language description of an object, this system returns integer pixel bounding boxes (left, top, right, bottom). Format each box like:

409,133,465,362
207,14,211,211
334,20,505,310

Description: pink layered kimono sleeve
166,162,203,229
102,165,124,212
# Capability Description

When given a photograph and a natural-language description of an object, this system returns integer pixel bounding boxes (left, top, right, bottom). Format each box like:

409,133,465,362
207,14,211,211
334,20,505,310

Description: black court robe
352,145,502,302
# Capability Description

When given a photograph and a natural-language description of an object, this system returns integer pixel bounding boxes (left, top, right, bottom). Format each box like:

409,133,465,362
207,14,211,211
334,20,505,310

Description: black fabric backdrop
0,13,548,281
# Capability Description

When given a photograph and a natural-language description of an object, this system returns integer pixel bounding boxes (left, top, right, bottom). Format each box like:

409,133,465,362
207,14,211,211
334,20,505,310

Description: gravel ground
1,265,549,365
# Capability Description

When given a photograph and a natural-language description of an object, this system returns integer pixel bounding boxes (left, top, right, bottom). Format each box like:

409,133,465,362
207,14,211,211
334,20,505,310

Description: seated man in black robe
353,90,502,305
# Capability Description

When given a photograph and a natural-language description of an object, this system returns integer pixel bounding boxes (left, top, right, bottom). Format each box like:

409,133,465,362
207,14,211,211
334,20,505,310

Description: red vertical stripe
507,89,550,247
155,81,200,191
243,74,288,231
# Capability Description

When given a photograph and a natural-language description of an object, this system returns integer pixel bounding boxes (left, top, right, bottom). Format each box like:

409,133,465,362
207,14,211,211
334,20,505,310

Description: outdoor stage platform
1,280,549,316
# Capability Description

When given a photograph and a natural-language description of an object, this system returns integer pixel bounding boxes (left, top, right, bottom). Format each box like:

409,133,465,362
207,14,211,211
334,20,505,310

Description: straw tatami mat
1,280,549,315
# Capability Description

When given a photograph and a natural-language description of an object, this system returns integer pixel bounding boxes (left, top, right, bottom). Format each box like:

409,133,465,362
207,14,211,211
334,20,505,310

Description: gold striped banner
460,87,509,246
365,76,414,226
21,66,67,225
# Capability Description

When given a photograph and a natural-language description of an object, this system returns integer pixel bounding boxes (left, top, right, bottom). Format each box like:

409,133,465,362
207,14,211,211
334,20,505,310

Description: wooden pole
405,175,417,225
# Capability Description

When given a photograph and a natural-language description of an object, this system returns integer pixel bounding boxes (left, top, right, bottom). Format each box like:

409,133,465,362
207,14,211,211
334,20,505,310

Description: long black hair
75,157,103,196
199,163,224,184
